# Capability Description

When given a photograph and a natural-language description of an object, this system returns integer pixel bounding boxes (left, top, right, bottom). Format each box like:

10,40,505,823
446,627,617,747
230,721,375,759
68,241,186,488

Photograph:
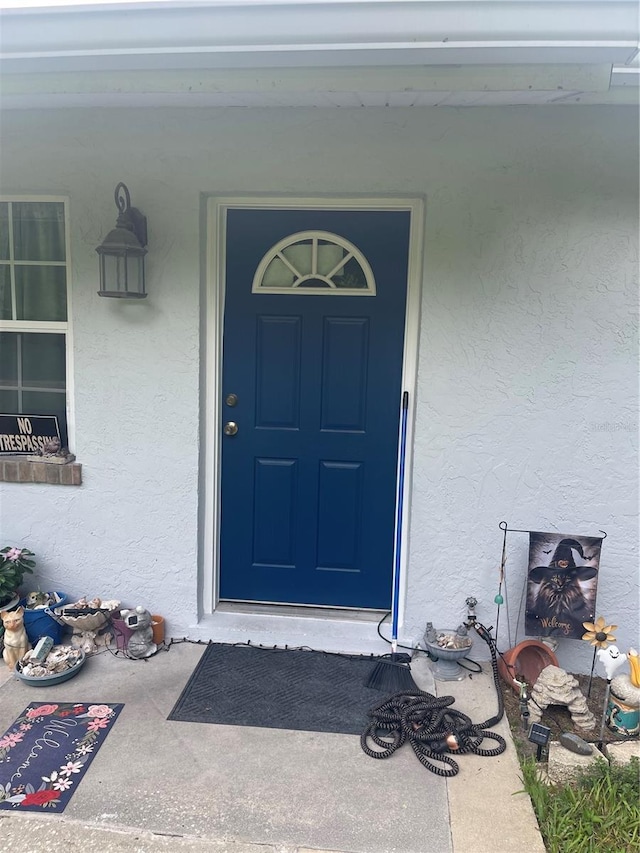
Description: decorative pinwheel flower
582,616,617,649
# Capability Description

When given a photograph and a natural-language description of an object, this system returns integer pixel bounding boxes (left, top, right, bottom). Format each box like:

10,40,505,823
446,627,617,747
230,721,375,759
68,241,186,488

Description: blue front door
219,207,410,608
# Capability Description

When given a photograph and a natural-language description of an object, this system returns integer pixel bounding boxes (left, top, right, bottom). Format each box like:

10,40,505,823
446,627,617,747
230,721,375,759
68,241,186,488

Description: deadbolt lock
225,393,238,407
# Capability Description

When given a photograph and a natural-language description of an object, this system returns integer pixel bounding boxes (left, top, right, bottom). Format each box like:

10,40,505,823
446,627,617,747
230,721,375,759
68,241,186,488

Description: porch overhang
0,1,638,106
1,0,639,70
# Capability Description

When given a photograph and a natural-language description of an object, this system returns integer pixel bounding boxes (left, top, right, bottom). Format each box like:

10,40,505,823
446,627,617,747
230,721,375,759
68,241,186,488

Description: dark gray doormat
167,643,383,734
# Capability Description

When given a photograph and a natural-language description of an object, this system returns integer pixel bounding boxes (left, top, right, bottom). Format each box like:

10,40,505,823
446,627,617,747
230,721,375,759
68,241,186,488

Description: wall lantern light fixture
96,182,148,299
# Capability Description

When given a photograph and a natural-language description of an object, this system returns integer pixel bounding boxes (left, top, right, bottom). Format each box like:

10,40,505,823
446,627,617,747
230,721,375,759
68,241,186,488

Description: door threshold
188,605,397,656
216,601,387,623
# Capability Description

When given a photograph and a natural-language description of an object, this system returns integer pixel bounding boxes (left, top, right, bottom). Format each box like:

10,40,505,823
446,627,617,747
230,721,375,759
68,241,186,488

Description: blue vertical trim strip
391,390,409,644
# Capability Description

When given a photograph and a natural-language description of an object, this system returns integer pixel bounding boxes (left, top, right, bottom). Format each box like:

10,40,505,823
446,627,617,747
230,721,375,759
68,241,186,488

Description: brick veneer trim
0,458,82,485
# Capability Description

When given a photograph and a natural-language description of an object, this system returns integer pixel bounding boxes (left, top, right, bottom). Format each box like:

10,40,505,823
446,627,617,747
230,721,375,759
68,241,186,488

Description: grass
520,755,640,853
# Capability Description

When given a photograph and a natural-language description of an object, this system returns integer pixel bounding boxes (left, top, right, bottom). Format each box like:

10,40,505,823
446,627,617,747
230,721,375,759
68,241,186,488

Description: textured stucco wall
0,106,637,673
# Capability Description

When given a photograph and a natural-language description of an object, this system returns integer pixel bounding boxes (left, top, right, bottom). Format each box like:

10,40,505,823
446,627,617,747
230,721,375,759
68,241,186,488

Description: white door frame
203,195,425,624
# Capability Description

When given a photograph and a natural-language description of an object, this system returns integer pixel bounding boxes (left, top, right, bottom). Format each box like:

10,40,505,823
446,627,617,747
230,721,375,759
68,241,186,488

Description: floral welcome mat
0,702,124,812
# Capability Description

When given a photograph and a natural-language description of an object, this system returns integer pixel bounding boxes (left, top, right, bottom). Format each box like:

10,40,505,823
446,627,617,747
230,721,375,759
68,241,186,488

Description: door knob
224,421,238,436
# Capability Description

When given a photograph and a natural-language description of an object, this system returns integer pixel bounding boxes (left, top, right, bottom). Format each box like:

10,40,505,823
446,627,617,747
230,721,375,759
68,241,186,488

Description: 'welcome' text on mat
0,702,124,812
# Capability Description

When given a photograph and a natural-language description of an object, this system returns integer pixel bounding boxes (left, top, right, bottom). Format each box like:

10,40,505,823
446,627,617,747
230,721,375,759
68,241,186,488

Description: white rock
605,740,640,766
547,741,605,785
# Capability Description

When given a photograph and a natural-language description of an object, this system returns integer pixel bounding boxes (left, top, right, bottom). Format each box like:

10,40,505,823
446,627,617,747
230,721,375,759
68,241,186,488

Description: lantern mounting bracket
115,182,147,248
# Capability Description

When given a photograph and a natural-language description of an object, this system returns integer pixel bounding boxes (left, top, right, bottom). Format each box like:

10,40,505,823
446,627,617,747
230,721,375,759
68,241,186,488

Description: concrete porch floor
0,641,545,853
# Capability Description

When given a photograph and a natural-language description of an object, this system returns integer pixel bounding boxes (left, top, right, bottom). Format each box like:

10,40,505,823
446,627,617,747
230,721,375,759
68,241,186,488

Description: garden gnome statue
608,649,640,737
120,606,157,659
1,607,31,670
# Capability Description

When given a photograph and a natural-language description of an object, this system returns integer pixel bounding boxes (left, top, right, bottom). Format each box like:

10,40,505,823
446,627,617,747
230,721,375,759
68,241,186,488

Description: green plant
0,546,35,605
520,756,640,853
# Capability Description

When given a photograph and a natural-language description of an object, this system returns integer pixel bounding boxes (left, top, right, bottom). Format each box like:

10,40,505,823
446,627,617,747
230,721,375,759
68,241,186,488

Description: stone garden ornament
1,607,31,670
528,665,596,730
120,606,157,659
58,597,120,654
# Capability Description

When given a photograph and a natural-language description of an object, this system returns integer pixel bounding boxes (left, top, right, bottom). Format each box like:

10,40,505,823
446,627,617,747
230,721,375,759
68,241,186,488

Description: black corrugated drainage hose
360,622,506,776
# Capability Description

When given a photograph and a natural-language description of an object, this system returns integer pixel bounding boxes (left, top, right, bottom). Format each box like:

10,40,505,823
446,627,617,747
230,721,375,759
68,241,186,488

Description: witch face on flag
525,534,602,639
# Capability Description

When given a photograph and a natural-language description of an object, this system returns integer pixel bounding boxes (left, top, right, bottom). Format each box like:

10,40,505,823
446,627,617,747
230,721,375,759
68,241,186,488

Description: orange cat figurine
2,607,31,670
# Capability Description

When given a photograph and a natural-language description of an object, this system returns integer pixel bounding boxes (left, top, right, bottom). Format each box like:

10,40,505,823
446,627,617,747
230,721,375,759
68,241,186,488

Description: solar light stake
528,722,551,762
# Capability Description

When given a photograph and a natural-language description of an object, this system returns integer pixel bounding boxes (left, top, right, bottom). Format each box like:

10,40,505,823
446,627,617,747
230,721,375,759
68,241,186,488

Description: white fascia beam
1,45,637,75
0,1,638,72
0,65,616,97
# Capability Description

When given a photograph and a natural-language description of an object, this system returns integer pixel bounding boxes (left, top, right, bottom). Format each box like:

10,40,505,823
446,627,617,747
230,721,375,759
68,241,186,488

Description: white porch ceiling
0,1,638,108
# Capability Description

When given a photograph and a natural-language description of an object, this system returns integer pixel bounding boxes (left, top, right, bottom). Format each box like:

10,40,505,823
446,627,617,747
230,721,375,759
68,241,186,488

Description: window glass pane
0,333,18,383
0,203,9,261
15,265,67,322
22,391,67,447
12,202,65,262
0,390,19,412
21,333,66,389
0,265,11,320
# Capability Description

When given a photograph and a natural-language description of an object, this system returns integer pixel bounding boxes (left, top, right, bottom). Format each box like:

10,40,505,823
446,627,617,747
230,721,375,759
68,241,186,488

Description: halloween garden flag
525,533,603,640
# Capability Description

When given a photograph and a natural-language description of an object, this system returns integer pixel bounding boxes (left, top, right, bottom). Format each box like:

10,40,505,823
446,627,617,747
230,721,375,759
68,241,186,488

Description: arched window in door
252,230,376,295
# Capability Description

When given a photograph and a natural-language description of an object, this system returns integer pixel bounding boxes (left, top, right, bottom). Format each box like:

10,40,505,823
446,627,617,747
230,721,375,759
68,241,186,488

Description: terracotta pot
498,640,559,693
151,615,165,646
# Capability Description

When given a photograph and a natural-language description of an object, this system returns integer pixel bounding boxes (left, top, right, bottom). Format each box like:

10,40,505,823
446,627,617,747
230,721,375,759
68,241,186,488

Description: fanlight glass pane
298,278,332,288
282,242,312,274
317,243,344,275
262,257,294,288
252,230,375,296
333,256,368,289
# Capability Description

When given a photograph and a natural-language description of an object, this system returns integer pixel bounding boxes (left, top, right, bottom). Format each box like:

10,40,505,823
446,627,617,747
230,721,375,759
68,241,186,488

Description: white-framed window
252,230,376,295
0,198,72,448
